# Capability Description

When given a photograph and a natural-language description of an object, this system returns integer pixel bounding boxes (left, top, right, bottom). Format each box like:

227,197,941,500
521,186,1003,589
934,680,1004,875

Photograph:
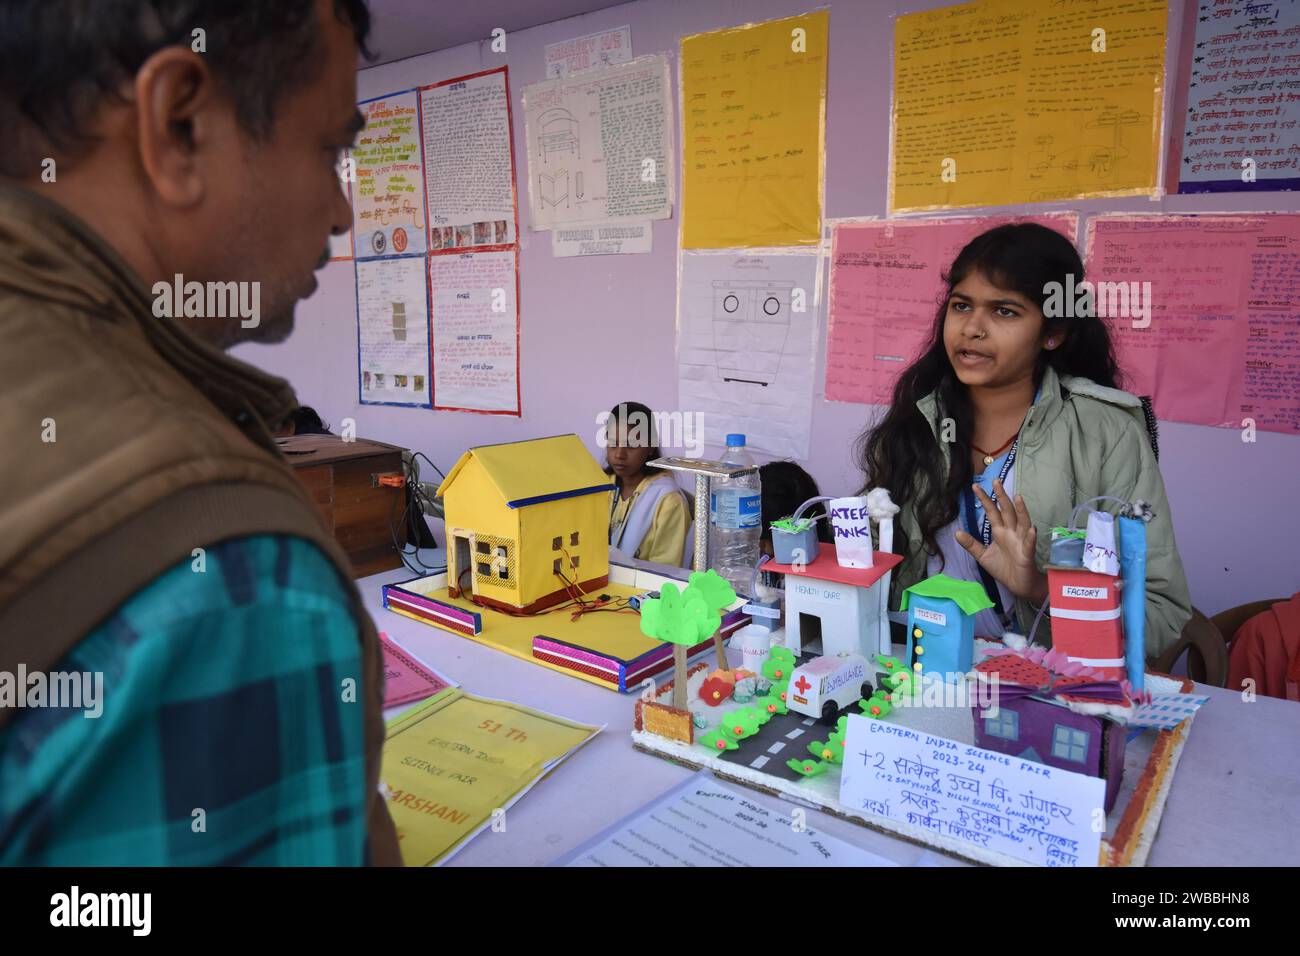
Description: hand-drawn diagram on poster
352,90,427,259
1166,0,1300,194
357,256,431,407
1085,213,1300,435
678,252,819,459
826,215,1079,406
522,56,673,230
429,250,520,415
890,0,1166,212
420,68,518,250
680,11,828,249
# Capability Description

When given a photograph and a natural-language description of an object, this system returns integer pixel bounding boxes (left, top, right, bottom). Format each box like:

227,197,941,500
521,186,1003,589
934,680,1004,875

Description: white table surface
363,555,1300,867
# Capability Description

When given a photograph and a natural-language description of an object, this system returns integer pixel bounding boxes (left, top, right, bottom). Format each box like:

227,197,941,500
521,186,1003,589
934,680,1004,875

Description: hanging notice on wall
522,55,674,230
544,25,633,78
677,251,819,460
357,256,431,407
680,11,828,249
825,214,1079,406
1085,213,1300,435
1166,0,1300,195
420,68,518,250
890,0,1166,213
352,90,427,259
429,250,520,415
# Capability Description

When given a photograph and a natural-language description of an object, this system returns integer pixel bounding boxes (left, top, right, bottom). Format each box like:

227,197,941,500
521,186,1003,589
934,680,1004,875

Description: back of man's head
0,0,372,347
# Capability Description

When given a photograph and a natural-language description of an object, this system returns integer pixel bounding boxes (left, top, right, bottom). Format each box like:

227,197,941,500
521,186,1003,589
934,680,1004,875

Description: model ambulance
786,653,873,725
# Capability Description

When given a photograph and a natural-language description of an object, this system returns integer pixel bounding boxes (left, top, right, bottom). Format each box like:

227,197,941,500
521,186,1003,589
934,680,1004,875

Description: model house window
476,541,490,554
570,555,580,570
495,546,509,579
472,535,516,587
552,536,562,550
983,709,1019,741
1051,725,1090,763
553,558,562,575
477,562,491,576
570,531,580,546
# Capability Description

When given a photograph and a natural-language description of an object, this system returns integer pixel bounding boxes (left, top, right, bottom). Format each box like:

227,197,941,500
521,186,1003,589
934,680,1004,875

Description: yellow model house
437,434,614,613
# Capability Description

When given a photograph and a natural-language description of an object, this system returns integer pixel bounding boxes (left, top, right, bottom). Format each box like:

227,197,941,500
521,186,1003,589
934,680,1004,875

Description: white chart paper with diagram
677,252,819,460
522,55,674,230
357,256,431,407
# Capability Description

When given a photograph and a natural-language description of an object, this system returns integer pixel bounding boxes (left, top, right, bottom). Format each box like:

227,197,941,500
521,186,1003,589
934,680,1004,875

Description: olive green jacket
888,364,1193,657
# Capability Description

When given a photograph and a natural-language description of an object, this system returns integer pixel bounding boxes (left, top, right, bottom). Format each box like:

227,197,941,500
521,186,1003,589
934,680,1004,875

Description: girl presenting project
605,402,691,567
856,224,1192,654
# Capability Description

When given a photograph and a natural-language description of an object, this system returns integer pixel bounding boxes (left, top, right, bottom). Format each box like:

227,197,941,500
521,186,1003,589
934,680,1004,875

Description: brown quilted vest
0,181,400,865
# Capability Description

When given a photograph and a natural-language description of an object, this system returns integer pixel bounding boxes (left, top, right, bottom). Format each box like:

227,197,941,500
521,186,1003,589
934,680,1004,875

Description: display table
362,558,1300,867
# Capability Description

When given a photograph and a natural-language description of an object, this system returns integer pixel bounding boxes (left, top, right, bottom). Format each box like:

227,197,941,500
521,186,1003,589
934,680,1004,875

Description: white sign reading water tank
829,496,873,568
552,221,652,257
839,716,1105,867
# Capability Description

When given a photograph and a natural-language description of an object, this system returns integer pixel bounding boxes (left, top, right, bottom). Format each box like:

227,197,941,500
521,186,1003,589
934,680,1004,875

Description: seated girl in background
857,223,1192,655
759,460,832,558
606,402,691,567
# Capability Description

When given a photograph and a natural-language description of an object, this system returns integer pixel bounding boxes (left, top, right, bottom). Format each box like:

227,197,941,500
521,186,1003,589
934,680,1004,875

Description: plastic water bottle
710,433,762,597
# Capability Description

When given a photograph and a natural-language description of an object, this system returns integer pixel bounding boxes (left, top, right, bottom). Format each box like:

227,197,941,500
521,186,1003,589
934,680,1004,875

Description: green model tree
640,569,737,709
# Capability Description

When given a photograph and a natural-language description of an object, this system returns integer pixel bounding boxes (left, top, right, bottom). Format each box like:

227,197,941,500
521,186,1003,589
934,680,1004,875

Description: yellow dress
609,471,691,567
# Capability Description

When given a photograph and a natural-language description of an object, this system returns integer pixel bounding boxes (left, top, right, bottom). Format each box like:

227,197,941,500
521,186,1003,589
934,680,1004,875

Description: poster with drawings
677,252,819,460
352,90,427,259
357,257,431,407
522,55,674,230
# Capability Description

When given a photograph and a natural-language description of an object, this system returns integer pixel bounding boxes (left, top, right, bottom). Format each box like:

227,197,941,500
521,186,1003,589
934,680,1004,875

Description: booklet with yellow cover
381,688,601,866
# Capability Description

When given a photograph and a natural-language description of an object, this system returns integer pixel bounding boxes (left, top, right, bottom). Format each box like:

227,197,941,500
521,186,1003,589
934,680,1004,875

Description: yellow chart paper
890,0,1167,212
381,689,599,866
681,11,828,248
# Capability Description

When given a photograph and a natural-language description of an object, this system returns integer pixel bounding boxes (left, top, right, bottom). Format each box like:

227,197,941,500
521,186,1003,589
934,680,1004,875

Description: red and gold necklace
972,432,1017,467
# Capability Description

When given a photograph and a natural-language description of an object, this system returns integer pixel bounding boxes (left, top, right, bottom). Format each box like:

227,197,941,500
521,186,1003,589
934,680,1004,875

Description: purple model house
971,645,1138,813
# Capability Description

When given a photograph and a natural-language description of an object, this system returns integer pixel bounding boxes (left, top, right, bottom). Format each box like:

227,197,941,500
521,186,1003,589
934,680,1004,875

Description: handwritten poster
677,251,819,459
353,90,427,258
545,25,633,78
356,256,431,407
557,771,899,867
551,220,652,257
522,56,674,230
825,214,1079,406
890,0,1166,213
420,68,518,250
1168,0,1300,194
429,250,520,415
840,715,1105,867
1085,213,1300,434
381,689,599,866
680,11,827,248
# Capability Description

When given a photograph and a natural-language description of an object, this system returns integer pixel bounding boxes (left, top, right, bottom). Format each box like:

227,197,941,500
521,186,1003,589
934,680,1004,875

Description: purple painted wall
234,0,1300,617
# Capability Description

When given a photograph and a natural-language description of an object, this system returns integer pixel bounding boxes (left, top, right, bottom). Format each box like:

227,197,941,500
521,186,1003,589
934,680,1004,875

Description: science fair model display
631,489,1201,867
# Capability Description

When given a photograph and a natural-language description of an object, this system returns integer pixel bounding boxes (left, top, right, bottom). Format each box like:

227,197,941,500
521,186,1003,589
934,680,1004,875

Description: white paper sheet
522,56,674,230
356,256,431,406
677,251,819,460
428,250,519,414
420,69,517,250
556,770,899,867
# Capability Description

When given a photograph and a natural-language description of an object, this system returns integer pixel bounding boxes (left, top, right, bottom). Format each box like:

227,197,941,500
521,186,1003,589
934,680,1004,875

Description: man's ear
133,47,220,208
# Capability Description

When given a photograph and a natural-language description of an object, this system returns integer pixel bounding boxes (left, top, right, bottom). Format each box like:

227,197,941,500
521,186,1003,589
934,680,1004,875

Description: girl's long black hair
856,223,1121,560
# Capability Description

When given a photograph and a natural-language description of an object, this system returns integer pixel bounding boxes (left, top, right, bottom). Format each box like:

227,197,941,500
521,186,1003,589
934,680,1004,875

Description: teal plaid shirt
0,535,370,865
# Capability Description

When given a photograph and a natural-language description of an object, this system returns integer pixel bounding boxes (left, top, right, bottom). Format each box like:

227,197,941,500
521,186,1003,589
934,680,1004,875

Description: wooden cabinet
278,434,407,577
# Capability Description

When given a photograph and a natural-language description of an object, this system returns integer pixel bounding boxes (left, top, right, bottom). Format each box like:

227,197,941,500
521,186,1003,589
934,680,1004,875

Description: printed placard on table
544,25,633,78
677,251,819,460
522,55,674,230
890,0,1166,213
825,214,1078,406
1166,0,1300,195
680,11,828,249
356,256,431,407
840,715,1105,867
429,250,520,415
352,90,427,258
1085,213,1300,435
419,68,519,251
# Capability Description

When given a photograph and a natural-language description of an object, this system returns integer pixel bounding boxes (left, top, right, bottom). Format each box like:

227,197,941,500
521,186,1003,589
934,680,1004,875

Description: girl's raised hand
954,479,1048,604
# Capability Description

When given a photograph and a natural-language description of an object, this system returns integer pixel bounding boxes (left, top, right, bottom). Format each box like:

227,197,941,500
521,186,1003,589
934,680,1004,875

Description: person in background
605,401,691,567
855,224,1191,653
0,0,399,864
272,404,333,437
758,460,832,558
